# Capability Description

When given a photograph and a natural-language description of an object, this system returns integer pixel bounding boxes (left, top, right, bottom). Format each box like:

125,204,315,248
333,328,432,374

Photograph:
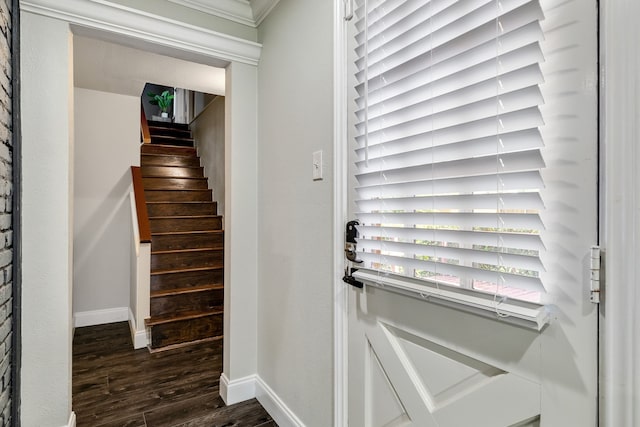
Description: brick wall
0,0,13,425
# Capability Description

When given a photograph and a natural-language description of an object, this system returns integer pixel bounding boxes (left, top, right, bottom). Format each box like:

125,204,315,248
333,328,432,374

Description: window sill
352,270,550,331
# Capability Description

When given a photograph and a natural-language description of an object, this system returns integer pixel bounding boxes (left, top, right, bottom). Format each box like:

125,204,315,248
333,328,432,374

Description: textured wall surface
0,0,12,425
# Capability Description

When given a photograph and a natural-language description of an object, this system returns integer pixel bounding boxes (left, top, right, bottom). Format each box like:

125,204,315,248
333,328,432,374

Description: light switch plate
313,150,323,180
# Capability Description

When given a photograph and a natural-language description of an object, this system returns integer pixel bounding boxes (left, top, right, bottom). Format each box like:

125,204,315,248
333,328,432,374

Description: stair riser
148,126,192,138
150,289,223,317
141,166,204,178
147,120,190,131
143,177,209,190
151,269,224,292
150,137,194,147
145,190,212,202
147,202,217,217
141,145,196,156
141,155,200,168
151,250,223,272
150,217,222,233
152,232,223,251
150,314,223,348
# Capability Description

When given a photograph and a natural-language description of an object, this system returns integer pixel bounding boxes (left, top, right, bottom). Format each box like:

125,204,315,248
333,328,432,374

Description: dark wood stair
141,121,224,351
148,120,195,146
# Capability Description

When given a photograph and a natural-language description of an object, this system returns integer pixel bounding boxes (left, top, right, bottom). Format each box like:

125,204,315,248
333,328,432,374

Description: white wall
73,88,139,323
20,12,74,427
256,1,335,425
192,96,225,215
222,61,259,384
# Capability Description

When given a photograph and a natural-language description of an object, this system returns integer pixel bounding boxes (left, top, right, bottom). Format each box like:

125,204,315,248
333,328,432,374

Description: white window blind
352,0,547,311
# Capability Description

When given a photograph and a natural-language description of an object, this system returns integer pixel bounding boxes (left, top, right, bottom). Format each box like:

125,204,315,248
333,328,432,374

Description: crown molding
169,0,280,27
20,0,262,65
168,0,254,27
251,0,280,26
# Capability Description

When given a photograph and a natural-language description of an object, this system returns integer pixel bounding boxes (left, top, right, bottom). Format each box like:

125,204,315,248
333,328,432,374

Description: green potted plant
147,90,174,119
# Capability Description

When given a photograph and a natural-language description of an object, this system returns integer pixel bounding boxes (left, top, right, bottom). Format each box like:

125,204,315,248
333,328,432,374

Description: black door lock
345,220,363,263
344,220,364,288
346,220,359,243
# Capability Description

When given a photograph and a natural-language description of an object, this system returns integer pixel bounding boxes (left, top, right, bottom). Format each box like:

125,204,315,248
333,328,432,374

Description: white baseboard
255,376,305,427
218,374,304,426
128,308,149,349
219,373,256,405
64,412,76,427
73,307,129,328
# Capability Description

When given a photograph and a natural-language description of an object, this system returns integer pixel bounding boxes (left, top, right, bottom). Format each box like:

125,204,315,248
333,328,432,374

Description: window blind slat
356,171,544,200
355,108,544,149
355,192,543,213
357,239,544,272
356,211,543,230
356,225,544,252
357,253,545,293
356,128,543,168
355,150,545,187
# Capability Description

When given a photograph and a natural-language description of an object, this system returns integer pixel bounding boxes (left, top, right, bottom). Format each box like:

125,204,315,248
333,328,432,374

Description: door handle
344,220,363,263
343,268,363,288
343,220,364,288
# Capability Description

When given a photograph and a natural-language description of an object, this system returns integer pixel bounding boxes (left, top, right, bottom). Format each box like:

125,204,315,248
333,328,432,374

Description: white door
344,1,599,426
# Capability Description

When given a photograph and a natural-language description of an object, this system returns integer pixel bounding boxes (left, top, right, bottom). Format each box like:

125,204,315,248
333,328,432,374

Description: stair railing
131,166,151,243
129,165,151,349
140,105,151,144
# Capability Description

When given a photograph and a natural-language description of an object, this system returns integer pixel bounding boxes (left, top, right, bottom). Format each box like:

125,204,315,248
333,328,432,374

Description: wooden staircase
142,120,224,350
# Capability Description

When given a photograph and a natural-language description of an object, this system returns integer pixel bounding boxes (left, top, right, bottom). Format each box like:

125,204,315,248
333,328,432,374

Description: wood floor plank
142,392,226,426
73,322,277,427
94,413,147,427
170,398,273,427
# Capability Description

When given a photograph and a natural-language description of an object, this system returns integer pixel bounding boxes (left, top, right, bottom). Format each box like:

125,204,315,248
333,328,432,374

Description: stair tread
147,336,223,353
152,247,222,255
141,147,196,156
145,189,210,192
149,214,221,219
141,152,196,157
151,284,224,298
145,143,194,148
147,201,216,204
145,309,223,326
142,163,201,166
152,230,223,235
143,176,207,180
152,135,194,141
151,265,224,276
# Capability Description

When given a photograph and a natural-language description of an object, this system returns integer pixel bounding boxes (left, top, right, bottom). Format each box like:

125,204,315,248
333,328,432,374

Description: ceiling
73,34,226,97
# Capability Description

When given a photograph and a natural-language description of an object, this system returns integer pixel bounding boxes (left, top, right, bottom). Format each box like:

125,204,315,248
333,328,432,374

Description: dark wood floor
73,322,276,427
